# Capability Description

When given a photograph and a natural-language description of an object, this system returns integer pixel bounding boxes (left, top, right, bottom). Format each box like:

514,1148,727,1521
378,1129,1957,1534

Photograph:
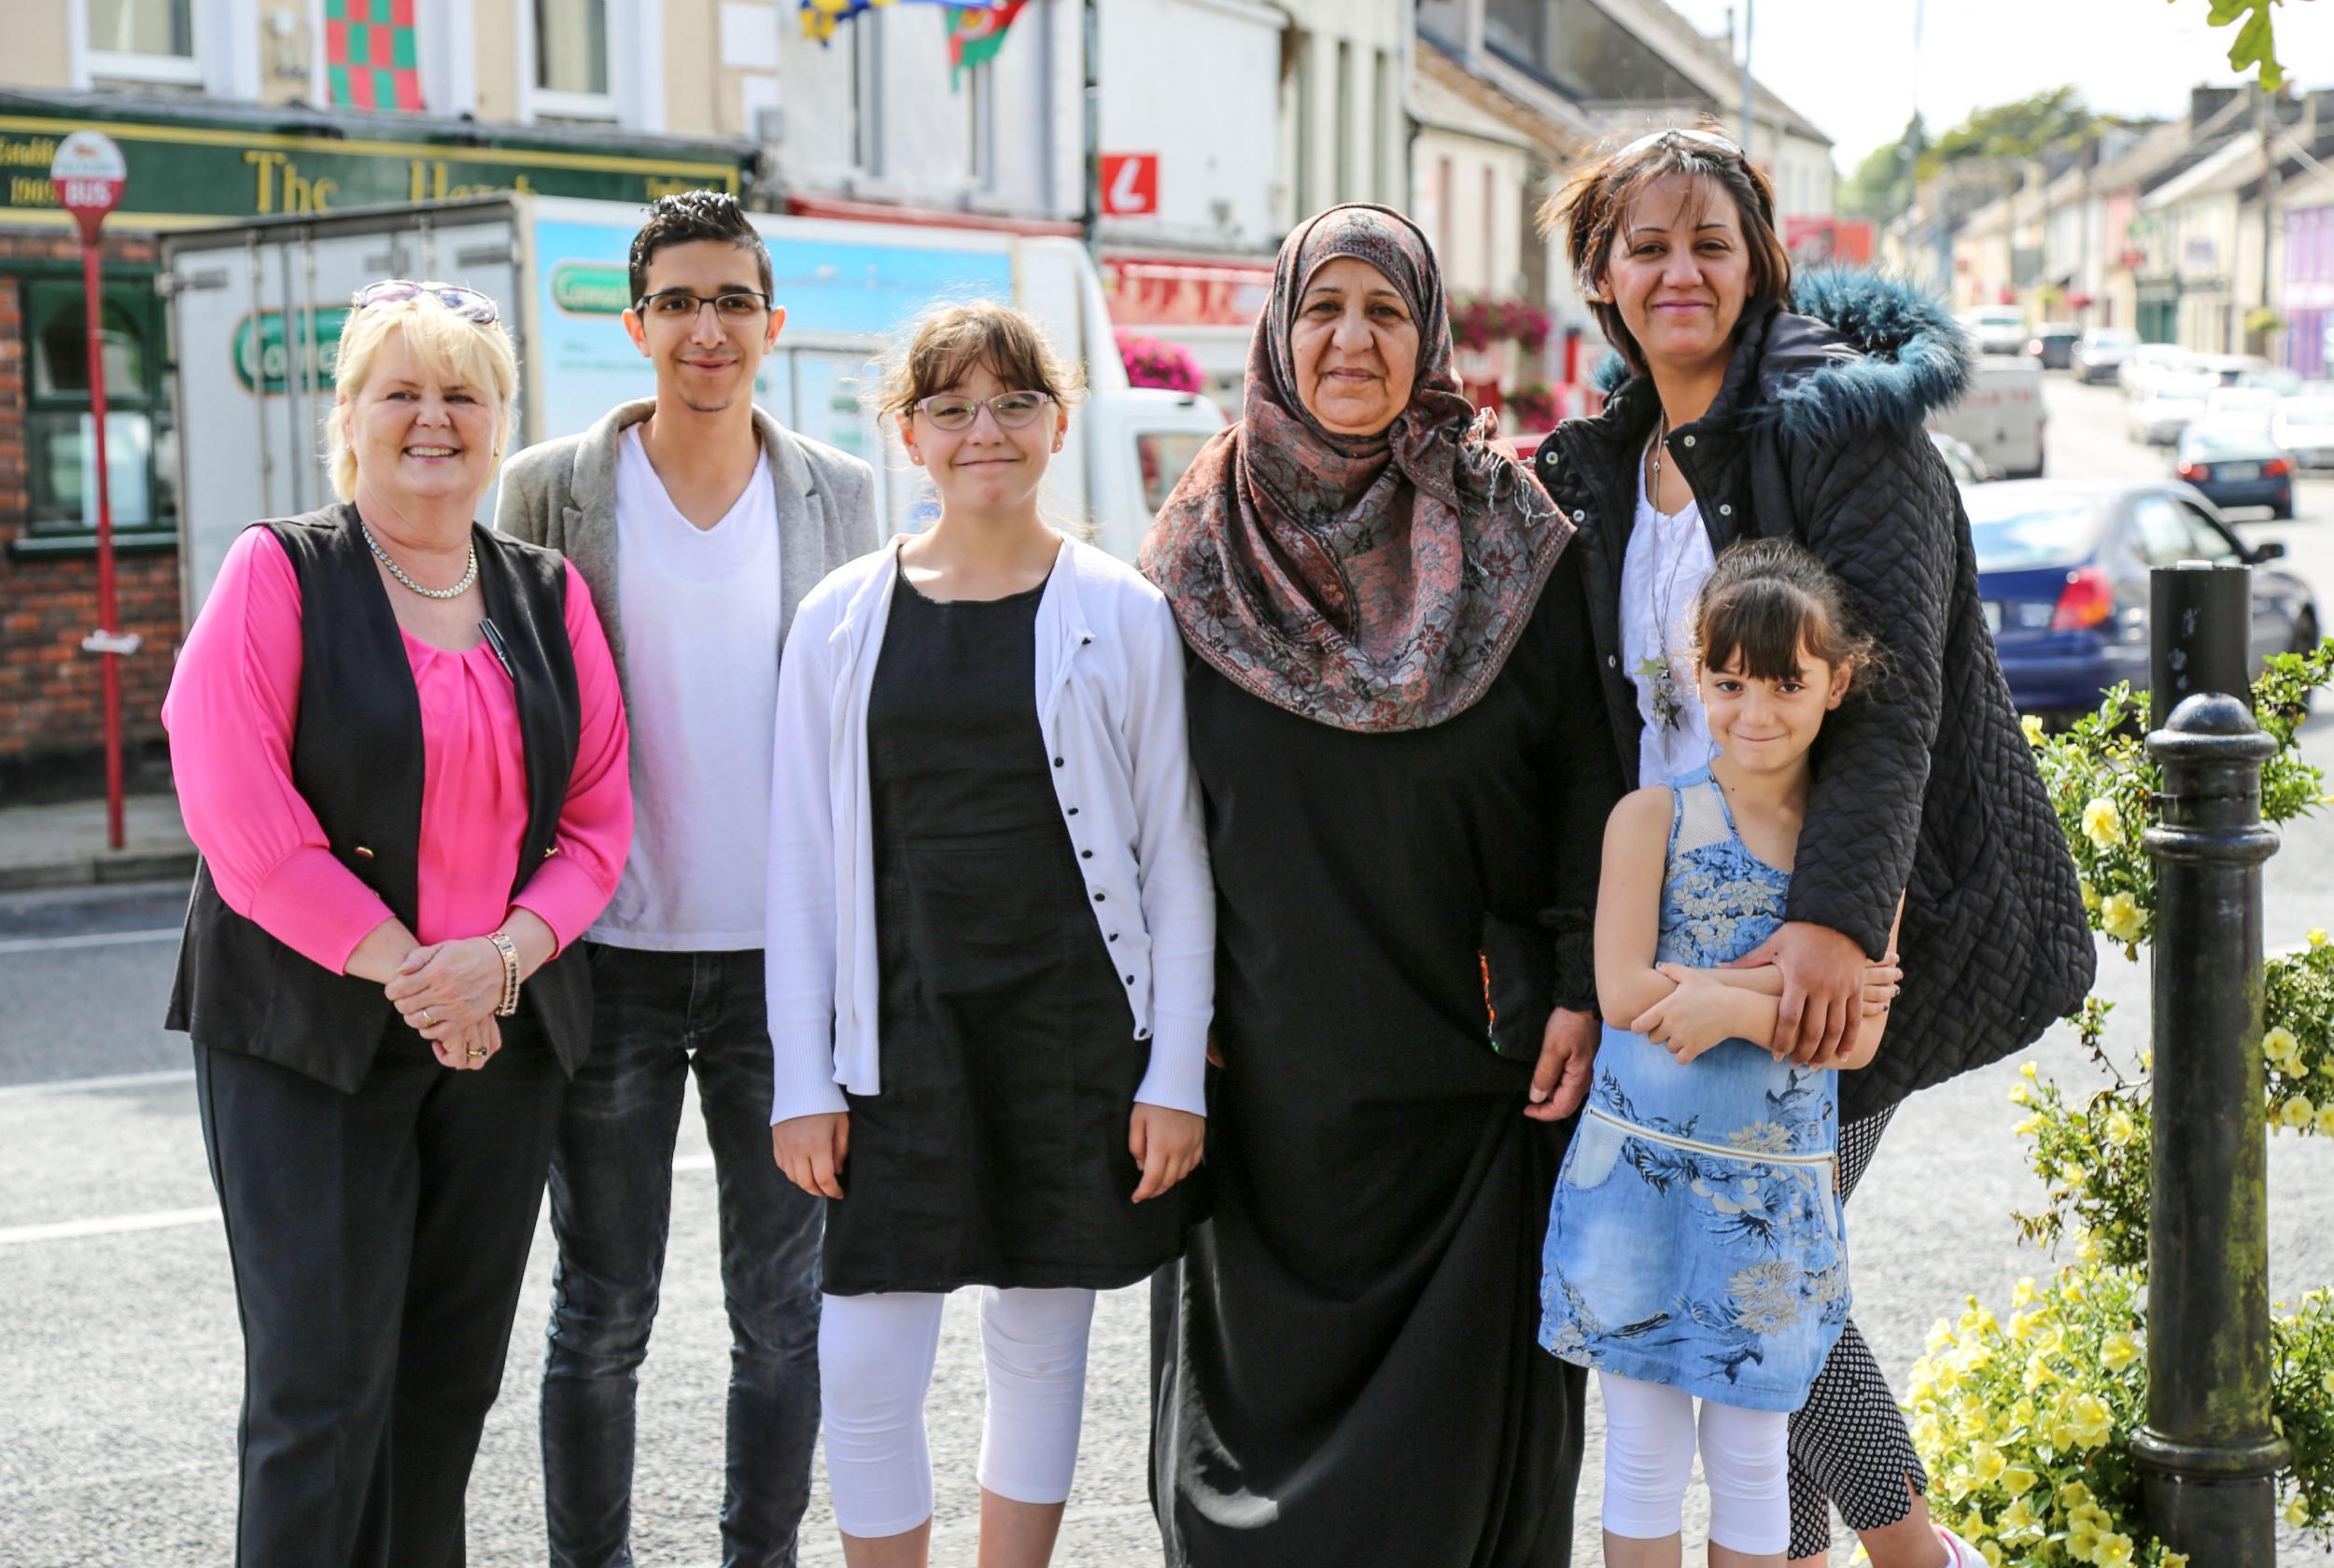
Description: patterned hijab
1139,203,1572,733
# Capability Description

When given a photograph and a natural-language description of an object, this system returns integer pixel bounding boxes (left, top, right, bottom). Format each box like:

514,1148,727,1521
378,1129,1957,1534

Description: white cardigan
766,535,1215,1125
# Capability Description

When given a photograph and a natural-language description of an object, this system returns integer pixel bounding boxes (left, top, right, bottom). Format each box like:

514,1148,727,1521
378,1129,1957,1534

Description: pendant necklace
363,521,478,600
1635,414,1691,734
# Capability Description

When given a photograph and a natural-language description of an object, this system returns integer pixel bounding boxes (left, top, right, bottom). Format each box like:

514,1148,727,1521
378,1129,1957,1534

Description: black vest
166,504,593,1091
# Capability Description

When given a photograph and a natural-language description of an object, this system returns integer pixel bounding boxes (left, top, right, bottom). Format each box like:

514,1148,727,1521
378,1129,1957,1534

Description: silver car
2272,398,2334,469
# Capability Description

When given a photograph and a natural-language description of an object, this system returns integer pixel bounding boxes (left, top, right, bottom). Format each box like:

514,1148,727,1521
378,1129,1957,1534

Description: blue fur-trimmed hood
1589,267,1974,443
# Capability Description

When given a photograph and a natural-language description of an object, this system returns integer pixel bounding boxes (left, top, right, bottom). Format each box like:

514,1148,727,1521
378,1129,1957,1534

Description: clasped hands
1637,921,1900,1068
385,935,511,1071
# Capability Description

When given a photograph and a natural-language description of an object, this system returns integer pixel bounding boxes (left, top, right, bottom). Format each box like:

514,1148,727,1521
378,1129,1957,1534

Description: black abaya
1150,550,1624,1568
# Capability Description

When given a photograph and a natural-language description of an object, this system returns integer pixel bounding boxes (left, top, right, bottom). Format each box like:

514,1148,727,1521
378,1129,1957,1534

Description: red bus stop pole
82,238,123,851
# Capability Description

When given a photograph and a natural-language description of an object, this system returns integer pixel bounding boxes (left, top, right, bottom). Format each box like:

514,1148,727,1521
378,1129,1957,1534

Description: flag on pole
948,1,1026,88
800,0,998,44
324,0,425,111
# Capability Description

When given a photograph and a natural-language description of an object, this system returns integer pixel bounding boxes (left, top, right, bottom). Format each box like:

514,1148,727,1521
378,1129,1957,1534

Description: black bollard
2151,561,2254,719
2131,689,2288,1562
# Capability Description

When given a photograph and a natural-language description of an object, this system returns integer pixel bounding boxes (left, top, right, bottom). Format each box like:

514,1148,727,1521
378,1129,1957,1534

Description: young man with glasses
497,189,881,1568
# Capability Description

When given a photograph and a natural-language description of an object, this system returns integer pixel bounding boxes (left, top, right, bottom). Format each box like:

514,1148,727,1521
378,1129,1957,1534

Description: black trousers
195,1024,567,1568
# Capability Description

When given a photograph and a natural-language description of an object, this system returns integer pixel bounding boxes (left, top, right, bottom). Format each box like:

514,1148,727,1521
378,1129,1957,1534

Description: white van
161,193,1227,609
1930,354,2046,479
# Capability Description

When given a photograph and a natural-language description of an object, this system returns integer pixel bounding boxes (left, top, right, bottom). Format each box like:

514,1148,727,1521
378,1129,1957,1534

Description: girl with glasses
766,300,1212,1568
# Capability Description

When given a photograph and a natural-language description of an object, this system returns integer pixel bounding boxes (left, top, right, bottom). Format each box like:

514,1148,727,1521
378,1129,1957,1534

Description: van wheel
2272,495,2294,521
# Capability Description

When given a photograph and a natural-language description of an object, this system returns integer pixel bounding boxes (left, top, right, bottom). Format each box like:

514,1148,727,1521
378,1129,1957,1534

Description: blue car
1967,480,2318,727
2174,419,2297,518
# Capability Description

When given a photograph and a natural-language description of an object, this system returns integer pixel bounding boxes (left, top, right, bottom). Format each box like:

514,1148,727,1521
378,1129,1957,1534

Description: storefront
1099,253,1273,406
0,91,752,777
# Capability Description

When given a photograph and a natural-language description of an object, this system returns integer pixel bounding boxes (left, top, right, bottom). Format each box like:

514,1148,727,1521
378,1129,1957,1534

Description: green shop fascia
0,88,755,231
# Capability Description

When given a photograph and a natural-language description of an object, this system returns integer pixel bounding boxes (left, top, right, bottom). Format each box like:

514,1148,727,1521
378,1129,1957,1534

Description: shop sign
548,262,635,316
232,306,355,395
3,113,741,229
1103,257,1271,329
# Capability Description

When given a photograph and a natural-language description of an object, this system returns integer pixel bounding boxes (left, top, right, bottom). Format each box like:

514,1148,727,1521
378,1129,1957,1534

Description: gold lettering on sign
246,149,281,214
9,175,56,206
408,160,537,203
1,136,61,169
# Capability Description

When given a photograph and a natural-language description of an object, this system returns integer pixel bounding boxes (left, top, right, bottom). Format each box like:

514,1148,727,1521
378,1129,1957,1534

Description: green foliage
2180,0,2290,91
1841,115,1927,223
1917,88,2103,181
1919,639,2334,1561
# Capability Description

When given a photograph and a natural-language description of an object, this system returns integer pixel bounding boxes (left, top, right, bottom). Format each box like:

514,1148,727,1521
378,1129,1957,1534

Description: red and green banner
325,0,424,112
948,1,1026,86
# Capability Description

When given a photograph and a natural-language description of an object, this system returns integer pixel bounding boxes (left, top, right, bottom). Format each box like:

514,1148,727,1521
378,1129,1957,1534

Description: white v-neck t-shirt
589,426,782,951
1619,444,1717,788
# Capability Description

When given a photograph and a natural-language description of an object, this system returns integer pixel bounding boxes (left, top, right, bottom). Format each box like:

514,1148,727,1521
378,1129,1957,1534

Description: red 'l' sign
1101,154,1159,217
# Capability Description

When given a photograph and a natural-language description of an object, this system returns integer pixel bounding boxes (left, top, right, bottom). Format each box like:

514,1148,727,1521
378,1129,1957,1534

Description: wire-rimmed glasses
636,288,774,326
912,390,1055,431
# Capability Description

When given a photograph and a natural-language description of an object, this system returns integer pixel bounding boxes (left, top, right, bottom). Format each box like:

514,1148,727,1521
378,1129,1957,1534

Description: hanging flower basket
1507,382,1558,430
1450,294,1553,357
1116,332,1205,396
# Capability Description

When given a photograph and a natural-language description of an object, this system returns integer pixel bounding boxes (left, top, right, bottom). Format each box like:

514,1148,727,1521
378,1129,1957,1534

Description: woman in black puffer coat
1509,127,2093,1568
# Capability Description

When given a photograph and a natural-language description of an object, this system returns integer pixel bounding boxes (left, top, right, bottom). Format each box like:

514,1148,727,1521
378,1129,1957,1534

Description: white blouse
764,536,1216,1126
1619,442,1718,788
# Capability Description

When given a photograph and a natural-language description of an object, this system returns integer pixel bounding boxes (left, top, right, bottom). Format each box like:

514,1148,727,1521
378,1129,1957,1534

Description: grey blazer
493,398,882,680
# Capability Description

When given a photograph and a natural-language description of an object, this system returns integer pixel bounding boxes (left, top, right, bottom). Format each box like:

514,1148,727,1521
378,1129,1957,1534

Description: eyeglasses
352,278,500,324
637,288,774,325
1617,126,1744,160
912,391,1054,431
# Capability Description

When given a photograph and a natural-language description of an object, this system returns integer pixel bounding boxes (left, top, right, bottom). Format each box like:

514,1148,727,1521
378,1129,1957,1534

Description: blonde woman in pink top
162,281,631,1568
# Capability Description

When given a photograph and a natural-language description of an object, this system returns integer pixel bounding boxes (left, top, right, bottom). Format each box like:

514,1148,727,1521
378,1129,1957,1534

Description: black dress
1150,551,1624,1568
822,564,1197,1296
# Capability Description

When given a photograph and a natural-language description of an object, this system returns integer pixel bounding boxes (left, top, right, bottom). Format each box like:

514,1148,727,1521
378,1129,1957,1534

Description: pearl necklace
362,522,477,600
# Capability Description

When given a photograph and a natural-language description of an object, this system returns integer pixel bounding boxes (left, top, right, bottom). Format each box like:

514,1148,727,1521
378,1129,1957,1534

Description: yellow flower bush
1909,1270,2334,1565
1939,644,2334,1560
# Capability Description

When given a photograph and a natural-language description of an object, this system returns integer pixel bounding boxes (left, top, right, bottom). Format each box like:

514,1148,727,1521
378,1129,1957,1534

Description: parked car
2193,352,2269,386
2235,366,2304,397
2203,386,2283,427
2129,374,2217,444
2074,328,2138,384
1932,354,2046,477
2271,398,2334,469
2118,343,2191,399
2173,420,2297,518
1930,430,1996,484
1967,479,2315,727
1960,305,2030,355
2028,323,2081,370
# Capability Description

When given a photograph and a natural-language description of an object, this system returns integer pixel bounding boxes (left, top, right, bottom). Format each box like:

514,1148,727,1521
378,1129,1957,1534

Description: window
2174,501,2243,564
1334,41,1352,203
1293,33,1315,218
89,0,191,57
964,58,994,188
2130,494,2200,566
852,10,885,175
535,0,609,97
21,275,176,539
1373,49,1395,204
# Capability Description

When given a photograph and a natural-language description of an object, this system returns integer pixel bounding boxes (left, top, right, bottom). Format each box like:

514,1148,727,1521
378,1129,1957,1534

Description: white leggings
818,1287,1097,1539
1598,1371,1791,1555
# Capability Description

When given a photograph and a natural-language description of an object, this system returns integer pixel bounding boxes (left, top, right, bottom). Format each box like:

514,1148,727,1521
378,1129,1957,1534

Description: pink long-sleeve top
163,525,633,973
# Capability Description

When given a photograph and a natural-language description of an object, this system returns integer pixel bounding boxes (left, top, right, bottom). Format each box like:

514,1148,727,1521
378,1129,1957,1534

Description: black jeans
541,944,823,1568
195,1024,566,1568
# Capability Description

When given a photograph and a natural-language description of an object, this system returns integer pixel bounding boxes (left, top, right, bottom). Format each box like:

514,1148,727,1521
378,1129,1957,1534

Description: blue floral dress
1538,768,1849,1412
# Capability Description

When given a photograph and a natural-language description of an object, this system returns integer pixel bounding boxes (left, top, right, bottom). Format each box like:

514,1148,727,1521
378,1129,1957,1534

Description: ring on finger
468,1045,487,1061
418,1008,435,1028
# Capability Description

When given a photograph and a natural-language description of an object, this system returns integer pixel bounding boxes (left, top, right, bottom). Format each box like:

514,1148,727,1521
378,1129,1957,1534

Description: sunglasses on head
1617,126,1744,161
351,279,501,325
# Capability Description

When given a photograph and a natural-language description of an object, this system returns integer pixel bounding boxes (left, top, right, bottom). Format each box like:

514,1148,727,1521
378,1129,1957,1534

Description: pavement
5,376,2334,1565
0,791,194,892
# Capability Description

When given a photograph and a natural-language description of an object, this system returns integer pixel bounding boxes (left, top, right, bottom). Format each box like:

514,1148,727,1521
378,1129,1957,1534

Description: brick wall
0,228,181,771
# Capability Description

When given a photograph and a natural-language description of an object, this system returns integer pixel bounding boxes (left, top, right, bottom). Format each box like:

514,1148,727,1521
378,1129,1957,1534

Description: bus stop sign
51,131,127,243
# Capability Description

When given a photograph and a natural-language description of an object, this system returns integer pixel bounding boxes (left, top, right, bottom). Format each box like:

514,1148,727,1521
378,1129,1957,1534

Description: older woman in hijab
1142,204,1623,1567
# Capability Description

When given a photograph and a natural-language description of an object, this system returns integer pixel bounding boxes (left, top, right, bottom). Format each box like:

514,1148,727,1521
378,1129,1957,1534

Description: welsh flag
949,1,1026,87
800,0,995,44
324,0,424,111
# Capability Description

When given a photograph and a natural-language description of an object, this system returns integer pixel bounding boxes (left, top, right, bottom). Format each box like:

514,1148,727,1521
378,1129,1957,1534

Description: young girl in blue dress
1541,538,1905,1568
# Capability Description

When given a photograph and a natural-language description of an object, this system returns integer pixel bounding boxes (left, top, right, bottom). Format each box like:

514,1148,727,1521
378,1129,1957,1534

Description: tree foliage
1915,88,2102,181
1840,114,1927,223
2180,0,2290,91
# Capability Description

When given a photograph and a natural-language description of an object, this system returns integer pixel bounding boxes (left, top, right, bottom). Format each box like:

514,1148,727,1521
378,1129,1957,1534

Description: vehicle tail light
2176,460,2208,482
2051,566,2116,632
2263,456,2294,478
